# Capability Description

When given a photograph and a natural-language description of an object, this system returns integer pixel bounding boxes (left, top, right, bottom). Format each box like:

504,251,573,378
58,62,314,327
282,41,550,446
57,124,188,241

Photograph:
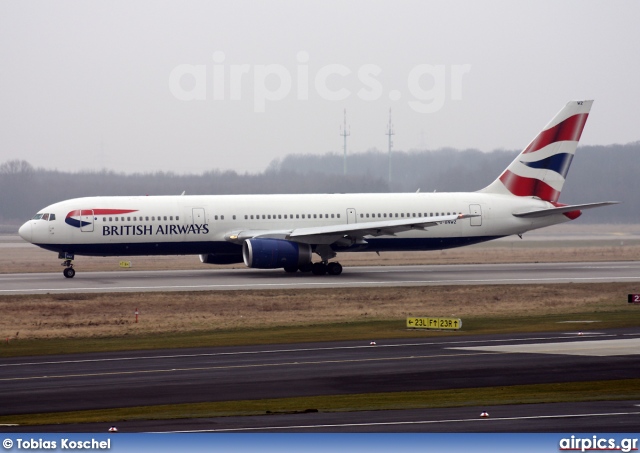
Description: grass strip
1,311,635,358
2,379,639,426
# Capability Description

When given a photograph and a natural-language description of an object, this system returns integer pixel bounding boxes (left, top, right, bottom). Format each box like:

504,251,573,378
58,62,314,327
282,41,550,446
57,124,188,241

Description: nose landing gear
59,252,76,278
62,265,75,278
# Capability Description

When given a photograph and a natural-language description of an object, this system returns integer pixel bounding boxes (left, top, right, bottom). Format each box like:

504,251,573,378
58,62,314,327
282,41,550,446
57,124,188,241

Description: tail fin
480,100,593,202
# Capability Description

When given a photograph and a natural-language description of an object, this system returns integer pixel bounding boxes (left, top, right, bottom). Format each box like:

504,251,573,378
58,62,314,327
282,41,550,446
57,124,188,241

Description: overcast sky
1,1,639,174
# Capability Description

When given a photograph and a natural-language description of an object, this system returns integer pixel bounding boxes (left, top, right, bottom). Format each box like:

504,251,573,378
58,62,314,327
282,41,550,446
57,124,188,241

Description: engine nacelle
199,253,244,265
242,238,312,269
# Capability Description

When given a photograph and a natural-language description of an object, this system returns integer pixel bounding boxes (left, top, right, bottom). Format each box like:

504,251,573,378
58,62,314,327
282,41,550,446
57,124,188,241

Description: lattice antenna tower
386,108,395,184
340,109,350,175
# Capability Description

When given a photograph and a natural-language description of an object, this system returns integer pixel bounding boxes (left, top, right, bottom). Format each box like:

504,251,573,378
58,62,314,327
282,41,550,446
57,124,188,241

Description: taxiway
1,329,639,432
1,261,639,295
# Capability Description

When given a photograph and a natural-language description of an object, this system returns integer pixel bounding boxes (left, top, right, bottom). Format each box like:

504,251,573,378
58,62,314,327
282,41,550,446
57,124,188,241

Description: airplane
18,100,617,278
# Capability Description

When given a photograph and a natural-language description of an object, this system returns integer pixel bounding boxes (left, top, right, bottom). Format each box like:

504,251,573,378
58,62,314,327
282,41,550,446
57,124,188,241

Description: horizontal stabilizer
512,201,619,218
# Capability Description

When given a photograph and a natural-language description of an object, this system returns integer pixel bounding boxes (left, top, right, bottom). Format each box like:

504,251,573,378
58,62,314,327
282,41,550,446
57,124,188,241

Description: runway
2,261,640,294
1,329,639,432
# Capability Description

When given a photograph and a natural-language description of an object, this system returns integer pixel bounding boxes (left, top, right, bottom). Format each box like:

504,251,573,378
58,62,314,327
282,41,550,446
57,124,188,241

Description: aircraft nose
18,221,32,242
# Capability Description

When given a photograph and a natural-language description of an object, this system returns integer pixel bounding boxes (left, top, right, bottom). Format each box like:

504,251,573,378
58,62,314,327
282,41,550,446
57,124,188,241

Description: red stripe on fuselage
523,113,589,154
66,209,138,218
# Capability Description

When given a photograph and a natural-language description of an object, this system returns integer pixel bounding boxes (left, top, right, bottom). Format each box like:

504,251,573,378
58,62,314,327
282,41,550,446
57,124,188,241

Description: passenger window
302,214,305,219
221,215,224,220
233,215,236,220
103,217,106,221
337,214,340,218
176,216,179,220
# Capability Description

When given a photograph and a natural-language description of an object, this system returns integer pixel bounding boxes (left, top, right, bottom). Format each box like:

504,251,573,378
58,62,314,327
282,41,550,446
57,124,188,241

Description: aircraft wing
512,201,619,218
225,213,474,245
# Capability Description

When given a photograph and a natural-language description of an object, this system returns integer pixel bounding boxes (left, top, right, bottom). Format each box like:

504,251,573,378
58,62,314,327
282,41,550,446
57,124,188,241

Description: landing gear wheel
298,262,313,273
63,267,76,278
312,262,327,275
284,265,298,273
327,262,343,275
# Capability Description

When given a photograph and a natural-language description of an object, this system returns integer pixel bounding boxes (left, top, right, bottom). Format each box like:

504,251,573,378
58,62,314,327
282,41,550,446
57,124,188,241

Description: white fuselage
19,192,568,258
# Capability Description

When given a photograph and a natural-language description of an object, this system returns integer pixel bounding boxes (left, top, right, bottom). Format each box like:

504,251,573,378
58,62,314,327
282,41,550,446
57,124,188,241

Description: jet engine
242,238,312,269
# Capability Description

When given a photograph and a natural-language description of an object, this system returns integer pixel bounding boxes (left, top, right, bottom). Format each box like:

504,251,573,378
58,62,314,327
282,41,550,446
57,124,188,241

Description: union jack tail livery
481,100,592,202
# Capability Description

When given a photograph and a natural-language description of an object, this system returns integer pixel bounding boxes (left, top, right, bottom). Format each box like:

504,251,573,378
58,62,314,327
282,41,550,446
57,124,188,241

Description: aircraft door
469,204,482,226
346,208,357,224
80,210,94,232
191,208,206,224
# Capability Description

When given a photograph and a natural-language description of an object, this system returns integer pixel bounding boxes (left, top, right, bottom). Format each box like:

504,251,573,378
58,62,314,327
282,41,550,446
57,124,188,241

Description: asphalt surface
2,261,640,294
1,329,639,432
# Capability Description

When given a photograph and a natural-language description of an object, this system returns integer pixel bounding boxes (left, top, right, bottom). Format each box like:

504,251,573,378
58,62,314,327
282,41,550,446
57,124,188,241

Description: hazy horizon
2,1,639,174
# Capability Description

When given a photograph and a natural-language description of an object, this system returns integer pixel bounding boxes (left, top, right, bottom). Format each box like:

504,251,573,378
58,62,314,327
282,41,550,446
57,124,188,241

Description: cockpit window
49,214,56,221
32,214,44,220
42,213,49,221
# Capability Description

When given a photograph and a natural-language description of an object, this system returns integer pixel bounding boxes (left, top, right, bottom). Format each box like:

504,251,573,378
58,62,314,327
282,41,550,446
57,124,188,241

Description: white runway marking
0,352,498,382
0,335,613,368
160,411,640,432
452,338,640,356
1,276,639,294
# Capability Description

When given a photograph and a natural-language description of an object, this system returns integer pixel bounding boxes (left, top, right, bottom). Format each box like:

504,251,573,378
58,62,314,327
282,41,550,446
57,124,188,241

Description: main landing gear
283,244,343,275
59,252,76,278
